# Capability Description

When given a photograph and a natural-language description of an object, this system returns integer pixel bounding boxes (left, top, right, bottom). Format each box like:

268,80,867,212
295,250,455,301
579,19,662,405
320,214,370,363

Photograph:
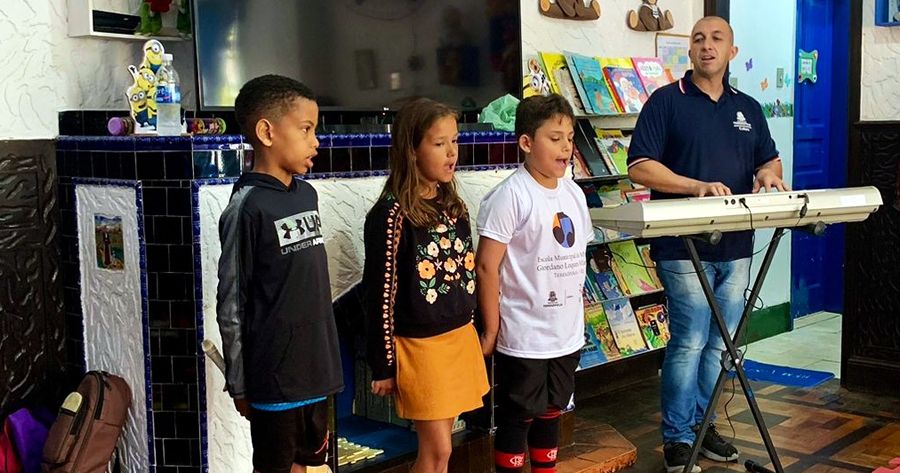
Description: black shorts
250,401,329,473
494,350,581,420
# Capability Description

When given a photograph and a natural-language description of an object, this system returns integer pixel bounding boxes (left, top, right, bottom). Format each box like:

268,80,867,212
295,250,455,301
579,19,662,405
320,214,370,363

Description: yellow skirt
394,323,490,421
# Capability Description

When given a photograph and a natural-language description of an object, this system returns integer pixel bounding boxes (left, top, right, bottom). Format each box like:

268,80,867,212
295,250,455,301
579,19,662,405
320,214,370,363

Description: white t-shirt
477,165,594,359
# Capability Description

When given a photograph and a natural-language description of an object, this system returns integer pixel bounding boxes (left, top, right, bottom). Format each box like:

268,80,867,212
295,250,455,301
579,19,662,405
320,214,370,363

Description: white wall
0,0,195,139
861,0,900,121
731,0,797,310
521,0,703,59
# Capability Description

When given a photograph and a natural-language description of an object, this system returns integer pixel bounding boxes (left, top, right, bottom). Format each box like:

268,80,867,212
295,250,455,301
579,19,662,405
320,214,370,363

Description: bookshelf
569,111,669,374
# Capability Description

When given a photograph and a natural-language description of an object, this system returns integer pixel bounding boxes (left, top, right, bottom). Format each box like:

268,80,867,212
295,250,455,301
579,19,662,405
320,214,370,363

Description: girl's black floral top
362,196,477,380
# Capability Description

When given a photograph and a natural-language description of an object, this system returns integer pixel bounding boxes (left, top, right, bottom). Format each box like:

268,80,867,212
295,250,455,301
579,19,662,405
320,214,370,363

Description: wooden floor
564,378,900,473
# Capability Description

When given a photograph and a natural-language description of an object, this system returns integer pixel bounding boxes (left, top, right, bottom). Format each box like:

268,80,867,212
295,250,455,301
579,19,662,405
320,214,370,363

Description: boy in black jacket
216,75,343,473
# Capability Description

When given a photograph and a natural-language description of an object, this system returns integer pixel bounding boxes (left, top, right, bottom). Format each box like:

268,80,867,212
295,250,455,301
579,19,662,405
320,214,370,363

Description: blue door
791,0,849,317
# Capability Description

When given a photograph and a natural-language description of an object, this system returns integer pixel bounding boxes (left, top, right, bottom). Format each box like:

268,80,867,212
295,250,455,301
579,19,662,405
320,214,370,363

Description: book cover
635,304,670,349
604,66,649,114
565,52,593,114
568,53,621,115
522,54,552,98
638,244,663,289
578,338,607,370
581,182,603,207
596,184,625,207
602,298,649,356
583,280,602,305
574,120,611,176
597,137,631,175
540,52,588,115
608,240,659,295
589,245,629,297
632,57,675,96
594,128,625,139
594,270,625,300
624,188,651,202
571,147,592,179
584,302,622,361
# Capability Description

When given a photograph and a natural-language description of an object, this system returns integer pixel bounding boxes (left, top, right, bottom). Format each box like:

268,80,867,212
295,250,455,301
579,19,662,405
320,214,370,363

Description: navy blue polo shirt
627,70,779,262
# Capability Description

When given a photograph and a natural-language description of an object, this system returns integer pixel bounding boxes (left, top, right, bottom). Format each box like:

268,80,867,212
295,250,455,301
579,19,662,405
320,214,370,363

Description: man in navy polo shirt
627,16,788,472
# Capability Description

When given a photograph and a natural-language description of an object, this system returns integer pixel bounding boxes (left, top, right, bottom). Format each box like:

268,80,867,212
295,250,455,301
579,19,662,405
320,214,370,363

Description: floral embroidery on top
416,215,476,304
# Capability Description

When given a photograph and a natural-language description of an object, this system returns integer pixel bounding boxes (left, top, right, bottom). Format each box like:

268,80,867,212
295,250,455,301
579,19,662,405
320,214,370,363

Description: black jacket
216,172,343,402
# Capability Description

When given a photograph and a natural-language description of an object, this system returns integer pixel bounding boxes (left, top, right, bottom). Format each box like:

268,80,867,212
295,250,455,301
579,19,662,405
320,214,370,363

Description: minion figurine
140,39,165,74
127,84,157,129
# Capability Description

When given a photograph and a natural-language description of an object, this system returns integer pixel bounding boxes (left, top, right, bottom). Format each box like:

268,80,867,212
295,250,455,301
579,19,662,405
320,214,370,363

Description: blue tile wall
57,125,520,473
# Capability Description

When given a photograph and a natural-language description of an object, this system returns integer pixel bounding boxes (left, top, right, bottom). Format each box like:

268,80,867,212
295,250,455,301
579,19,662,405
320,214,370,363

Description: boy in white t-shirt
476,94,593,473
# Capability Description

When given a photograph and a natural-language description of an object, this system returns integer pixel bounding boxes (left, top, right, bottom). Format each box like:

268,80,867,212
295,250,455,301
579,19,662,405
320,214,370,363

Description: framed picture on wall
875,0,900,26
655,33,691,80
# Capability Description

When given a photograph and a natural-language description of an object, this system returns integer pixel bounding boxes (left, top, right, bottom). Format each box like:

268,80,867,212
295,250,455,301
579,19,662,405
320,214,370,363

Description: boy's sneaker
695,423,740,462
663,443,702,473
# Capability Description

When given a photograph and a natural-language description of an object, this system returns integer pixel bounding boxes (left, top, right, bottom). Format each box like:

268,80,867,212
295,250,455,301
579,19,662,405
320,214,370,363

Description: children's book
567,53,620,115
594,128,625,139
596,184,626,207
571,147,592,180
603,64,649,114
602,298,649,356
597,137,631,175
540,52,588,115
593,270,624,300
624,188,651,202
635,304,670,349
522,54,552,98
581,182,603,207
578,338,607,370
574,120,611,176
584,302,622,361
631,57,675,96
637,244,663,289
583,280,602,305
608,240,659,295
589,245,629,296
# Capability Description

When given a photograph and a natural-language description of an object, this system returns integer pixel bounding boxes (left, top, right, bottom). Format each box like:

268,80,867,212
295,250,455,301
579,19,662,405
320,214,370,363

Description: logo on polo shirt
733,111,752,132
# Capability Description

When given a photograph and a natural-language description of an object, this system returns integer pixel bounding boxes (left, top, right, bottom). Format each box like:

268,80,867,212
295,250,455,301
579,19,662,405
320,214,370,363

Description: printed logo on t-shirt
274,210,324,254
544,290,563,308
733,111,752,132
552,212,576,248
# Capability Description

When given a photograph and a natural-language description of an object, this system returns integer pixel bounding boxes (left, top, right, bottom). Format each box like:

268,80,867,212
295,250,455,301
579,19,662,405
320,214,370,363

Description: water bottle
156,53,182,136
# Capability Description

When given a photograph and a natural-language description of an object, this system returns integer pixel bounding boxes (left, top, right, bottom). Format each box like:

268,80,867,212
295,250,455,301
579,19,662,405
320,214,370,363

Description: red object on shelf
146,0,172,13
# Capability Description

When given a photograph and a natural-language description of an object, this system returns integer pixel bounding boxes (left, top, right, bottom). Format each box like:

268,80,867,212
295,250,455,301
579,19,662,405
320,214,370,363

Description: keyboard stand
681,228,786,473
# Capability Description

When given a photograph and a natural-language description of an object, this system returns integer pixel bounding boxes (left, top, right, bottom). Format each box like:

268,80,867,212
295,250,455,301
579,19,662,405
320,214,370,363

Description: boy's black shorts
250,401,328,473
494,350,581,420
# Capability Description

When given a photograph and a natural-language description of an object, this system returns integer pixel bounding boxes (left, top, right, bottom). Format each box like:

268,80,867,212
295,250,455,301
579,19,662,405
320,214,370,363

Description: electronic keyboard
590,187,883,238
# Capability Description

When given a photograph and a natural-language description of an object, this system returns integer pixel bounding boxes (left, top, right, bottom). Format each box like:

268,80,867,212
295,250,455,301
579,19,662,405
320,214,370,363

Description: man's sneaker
696,423,740,462
663,443,702,473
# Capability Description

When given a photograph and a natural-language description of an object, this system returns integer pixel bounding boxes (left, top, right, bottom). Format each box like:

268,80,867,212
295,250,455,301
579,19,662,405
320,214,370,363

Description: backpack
41,372,131,473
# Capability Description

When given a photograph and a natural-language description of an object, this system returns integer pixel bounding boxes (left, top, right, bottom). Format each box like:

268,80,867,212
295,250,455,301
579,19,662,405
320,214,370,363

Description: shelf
575,174,629,184
577,345,665,372
575,114,638,130
629,287,665,297
67,0,188,41
588,234,637,246
575,114,640,119
78,30,186,41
